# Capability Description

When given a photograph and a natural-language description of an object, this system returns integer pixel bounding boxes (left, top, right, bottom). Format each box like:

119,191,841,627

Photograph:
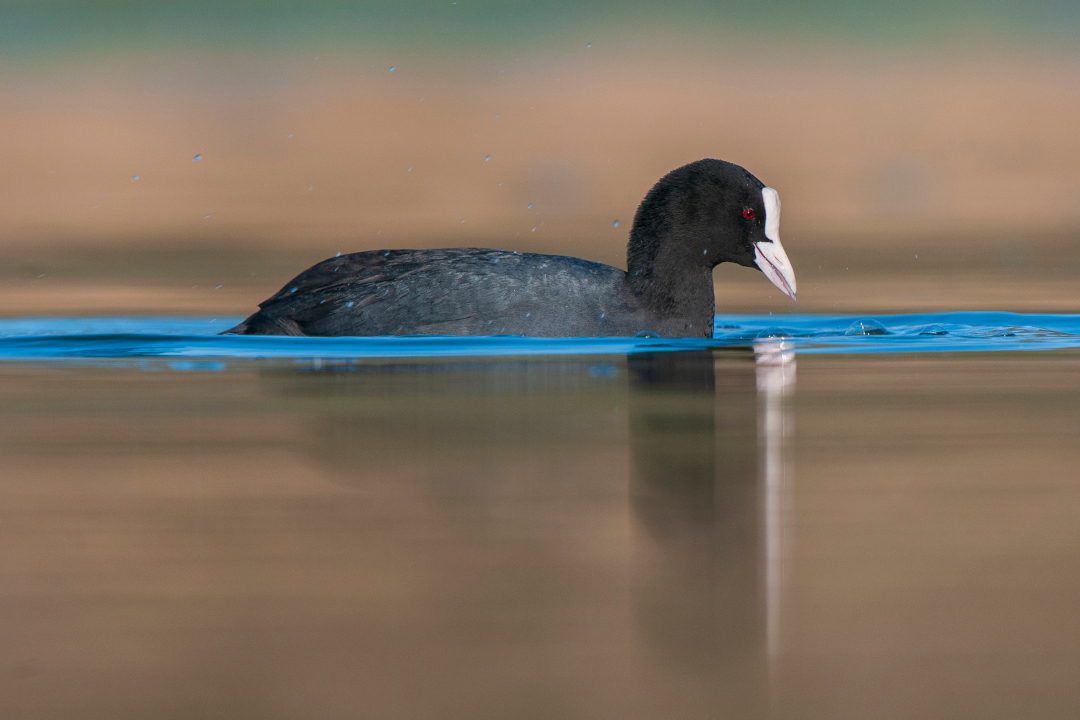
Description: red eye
743,208,756,220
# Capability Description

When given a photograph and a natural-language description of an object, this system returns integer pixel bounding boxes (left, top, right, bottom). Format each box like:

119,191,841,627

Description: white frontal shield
754,187,797,300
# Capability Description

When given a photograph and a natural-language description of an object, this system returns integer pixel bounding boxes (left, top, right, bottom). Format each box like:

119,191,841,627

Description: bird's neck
626,239,715,331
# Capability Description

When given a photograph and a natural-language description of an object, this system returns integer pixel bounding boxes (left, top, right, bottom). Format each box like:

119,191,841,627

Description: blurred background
2,0,1078,315
4,7,1080,718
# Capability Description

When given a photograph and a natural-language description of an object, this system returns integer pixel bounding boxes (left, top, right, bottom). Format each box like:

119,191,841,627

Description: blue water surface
0,313,1077,363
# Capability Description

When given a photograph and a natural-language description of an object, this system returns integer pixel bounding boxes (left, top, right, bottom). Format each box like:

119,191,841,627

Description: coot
225,158,796,338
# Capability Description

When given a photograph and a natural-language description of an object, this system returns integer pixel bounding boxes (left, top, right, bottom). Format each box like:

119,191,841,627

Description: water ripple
0,313,1077,363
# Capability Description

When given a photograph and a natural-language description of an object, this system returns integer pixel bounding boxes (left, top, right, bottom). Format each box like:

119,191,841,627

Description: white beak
754,187,797,300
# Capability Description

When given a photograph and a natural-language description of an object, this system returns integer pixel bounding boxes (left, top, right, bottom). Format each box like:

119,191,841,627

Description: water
0,313,1077,362
1,314,1079,718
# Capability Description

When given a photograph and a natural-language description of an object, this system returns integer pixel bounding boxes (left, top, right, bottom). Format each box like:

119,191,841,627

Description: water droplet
613,220,619,227
290,287,298,293
493,257,499,263
919,325,948,336
845,319,889,336
288,134,293,138
215,285,221,289
587,43,592,48
132,175,139,181
527,204,532,209
203,215,210,219
335,252,341,257
384,252,390,256
495,113,500,118
346,301,354,308
634,330,659,338
703,249,707,255
600,313,605,319
526,313,530,318
485,155,491,161
408,166,413,171
532,227,536,232
193,154,202,162
389,66,396,72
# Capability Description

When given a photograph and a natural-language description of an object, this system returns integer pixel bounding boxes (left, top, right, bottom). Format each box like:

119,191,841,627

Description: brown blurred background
2,1,1079,316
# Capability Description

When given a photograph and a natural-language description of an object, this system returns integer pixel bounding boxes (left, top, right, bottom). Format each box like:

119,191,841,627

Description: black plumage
225,158,793,338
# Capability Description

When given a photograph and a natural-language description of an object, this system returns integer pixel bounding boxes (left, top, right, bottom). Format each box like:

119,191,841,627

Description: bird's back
226,248,642,336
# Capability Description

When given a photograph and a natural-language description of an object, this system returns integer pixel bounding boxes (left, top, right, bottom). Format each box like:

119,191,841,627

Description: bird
224,158,796,338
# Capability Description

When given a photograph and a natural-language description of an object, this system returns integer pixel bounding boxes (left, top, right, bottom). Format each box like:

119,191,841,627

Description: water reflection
756,341,796,711
5,351,1080,718
0,347,801,718
625,347,794,717
262,349,793,717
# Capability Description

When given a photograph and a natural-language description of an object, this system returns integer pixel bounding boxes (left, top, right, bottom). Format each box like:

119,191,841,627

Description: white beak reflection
755,340,795,662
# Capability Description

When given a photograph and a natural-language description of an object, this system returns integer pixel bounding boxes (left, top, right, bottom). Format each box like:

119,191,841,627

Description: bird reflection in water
627,344,794,718
252,344,795,718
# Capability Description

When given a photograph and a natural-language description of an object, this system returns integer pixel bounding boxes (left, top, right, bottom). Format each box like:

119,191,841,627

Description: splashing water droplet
193,154,202,162
485,155,491,161
389,66,396,72
613,220,619,227
132,175,140,181
587,43,592,48
845,319,889,336
527,204,532,209
532,227,536,232
408,167,413,171
494,113,500,118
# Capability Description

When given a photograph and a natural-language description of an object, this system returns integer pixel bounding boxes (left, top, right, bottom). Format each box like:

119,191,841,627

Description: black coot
224,158,796,338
